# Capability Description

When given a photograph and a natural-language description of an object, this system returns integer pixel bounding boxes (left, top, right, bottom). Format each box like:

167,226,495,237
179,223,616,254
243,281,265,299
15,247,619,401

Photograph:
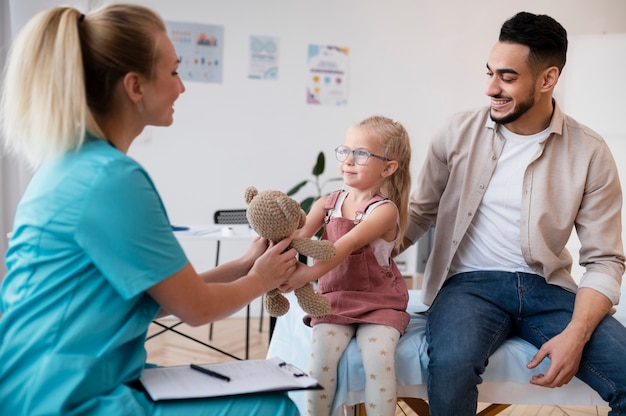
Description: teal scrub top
0,137,188,415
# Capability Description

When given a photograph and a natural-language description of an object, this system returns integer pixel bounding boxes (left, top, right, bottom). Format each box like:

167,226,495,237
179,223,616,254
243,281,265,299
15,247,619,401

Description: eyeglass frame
334,145,389,166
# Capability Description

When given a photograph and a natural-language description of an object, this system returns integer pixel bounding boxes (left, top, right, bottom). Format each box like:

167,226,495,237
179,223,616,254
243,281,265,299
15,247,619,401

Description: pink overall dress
303,190,410,335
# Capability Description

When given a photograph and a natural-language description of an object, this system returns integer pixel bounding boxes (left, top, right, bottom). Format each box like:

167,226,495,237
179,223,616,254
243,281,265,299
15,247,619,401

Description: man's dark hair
499,11,568,74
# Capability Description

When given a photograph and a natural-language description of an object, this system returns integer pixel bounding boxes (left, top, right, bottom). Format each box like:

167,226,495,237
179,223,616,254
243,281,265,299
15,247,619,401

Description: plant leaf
300,196,316,214
323,177,343,186
287,180,309,196
312,152,325,176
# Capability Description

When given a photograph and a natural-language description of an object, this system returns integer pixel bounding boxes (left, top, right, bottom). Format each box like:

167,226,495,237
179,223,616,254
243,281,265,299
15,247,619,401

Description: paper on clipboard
139,356,322,401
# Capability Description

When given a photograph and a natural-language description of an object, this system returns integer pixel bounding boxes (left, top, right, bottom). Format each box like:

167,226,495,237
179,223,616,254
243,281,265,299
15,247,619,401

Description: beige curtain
0,0,99,280
0,0,33,279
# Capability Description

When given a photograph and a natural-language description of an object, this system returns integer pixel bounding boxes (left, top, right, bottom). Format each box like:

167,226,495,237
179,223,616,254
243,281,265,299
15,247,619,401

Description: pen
190,364,231,382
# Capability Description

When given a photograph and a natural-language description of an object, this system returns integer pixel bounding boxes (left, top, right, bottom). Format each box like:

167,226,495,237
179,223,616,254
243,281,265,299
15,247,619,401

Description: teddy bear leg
263,288,291,317
294,284,331,317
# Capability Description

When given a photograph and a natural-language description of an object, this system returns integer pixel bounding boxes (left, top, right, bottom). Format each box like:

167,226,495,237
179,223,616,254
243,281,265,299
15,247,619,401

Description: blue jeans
425,271,626,416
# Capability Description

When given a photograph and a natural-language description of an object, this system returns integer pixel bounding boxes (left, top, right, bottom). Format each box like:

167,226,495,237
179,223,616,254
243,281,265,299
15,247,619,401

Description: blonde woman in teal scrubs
0,4,300,415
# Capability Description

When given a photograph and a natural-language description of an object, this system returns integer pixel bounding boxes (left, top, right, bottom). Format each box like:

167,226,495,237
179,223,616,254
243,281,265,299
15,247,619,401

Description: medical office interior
1,0,625,318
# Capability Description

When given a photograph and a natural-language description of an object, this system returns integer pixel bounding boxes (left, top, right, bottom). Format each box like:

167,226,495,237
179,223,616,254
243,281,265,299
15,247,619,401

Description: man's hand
527,287,613,388
526,327,585,387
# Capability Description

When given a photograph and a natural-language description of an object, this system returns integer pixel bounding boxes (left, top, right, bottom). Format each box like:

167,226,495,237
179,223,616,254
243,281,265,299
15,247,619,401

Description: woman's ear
121,71,144,106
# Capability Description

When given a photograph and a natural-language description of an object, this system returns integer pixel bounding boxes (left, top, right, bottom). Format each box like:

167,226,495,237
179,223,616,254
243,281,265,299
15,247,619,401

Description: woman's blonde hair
357,115,412,247
1,4,166,167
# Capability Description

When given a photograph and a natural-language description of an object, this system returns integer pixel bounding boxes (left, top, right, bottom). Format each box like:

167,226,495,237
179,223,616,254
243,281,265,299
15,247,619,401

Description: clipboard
139,356,322,401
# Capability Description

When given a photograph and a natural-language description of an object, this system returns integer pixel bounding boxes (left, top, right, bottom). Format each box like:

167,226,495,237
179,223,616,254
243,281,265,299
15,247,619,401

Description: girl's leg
305,323,355,416
355,324,401,416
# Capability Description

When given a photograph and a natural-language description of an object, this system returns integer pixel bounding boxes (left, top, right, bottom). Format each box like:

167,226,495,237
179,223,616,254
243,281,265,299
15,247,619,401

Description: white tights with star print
305,323,401,416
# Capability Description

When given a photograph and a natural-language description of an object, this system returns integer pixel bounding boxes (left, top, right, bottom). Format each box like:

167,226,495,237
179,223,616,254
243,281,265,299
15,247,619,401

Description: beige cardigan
406,102,624,306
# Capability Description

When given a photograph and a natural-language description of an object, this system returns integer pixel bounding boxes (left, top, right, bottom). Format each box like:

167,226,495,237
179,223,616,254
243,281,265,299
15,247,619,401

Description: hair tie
78,13,85,23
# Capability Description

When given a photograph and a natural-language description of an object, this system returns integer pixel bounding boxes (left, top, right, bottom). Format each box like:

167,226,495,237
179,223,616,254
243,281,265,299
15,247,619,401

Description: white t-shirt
450,125,549,275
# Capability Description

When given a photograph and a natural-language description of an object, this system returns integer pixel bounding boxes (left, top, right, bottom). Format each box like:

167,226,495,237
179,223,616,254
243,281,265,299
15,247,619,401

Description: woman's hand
239,236,269,272
249,238,298,292
279,261,314,293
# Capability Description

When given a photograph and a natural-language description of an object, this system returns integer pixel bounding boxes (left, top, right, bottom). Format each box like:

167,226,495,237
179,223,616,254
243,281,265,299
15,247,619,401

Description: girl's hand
279,262,314,293
249,238,298,291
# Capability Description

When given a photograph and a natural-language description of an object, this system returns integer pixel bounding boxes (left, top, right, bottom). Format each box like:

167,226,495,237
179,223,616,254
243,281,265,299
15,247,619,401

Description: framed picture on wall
167,21,224,83
306,44,349,106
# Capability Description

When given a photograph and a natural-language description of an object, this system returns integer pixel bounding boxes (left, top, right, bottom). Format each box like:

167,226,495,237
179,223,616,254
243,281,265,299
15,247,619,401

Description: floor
145,316,610,416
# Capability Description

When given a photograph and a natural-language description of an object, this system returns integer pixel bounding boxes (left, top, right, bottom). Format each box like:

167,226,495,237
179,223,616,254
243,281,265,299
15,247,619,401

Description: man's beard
490,93,535,125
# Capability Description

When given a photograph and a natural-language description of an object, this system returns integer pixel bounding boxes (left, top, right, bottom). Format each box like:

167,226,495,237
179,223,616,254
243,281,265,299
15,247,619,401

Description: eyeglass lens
335,146,373,165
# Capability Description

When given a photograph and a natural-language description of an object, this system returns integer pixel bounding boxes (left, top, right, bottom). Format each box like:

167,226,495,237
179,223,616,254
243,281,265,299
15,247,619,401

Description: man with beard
400,11,626,416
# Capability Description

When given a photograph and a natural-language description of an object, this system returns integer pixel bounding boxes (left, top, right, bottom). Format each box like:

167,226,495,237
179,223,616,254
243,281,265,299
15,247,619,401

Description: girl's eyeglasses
334,145,388,166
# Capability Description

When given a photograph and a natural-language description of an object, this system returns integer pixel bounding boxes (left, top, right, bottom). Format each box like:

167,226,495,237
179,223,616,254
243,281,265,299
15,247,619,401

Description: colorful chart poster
248,35,280,80
167,21,224,83
306,44,349,106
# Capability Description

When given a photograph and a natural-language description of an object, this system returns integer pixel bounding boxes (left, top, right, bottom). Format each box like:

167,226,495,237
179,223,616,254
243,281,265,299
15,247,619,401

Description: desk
147,225,260,360
173,224,257,244
268,290,625,416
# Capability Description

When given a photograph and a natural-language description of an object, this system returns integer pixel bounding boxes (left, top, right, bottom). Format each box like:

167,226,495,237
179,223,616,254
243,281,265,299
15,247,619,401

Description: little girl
283,115,412,416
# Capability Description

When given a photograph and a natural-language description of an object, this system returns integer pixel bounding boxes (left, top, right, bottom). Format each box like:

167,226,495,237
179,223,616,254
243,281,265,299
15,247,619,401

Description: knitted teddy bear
244,186,334,317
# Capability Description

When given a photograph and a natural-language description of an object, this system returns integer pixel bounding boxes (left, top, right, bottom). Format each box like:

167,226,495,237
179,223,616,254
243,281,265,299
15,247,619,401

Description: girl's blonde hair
357,115,412,247
1,4,166,167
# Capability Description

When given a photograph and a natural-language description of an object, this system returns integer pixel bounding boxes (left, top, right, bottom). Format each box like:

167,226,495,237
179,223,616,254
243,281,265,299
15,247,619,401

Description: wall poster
167,21,224,83
248,35,280,80
306,44,349,106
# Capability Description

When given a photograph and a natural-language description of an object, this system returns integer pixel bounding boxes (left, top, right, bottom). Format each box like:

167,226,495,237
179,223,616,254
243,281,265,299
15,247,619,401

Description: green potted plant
287,151,342,214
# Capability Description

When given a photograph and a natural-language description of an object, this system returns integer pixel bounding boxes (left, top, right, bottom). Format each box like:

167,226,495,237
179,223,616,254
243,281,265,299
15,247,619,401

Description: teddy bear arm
290,238,336,261
294,283,331,317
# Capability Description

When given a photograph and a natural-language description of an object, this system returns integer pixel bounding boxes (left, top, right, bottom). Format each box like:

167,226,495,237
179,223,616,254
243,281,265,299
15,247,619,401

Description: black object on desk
190,363,231,382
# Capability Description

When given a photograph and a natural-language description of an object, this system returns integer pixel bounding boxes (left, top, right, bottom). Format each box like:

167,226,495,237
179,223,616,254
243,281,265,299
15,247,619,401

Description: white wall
122,0,626,287
122,0,626,227
559,33,626,281
2,1,626,295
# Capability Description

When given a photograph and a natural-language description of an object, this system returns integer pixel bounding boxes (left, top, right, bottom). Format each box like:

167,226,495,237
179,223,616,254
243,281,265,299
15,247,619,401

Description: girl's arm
292,196,327,239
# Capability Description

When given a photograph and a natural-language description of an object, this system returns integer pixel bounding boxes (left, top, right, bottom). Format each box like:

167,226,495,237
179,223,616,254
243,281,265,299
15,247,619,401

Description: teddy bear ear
244,186,258,205
276,195,303,226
